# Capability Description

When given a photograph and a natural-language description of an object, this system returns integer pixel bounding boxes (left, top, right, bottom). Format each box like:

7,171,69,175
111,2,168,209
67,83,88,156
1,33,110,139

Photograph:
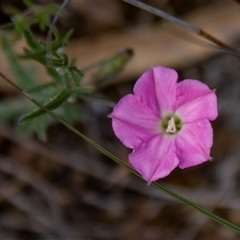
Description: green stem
152,182,240,233
0,71,240,234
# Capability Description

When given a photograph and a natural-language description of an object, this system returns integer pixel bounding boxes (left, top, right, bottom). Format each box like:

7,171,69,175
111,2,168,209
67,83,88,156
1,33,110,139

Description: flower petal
134,66,178,115
109,94,159,148
176,119,213,169
129,135,178,183
133,68,159,115
176,80,218,122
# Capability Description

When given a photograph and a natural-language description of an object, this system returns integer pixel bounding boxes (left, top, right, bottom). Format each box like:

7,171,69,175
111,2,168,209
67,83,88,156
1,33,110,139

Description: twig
46,0,70,67
122,0,240,58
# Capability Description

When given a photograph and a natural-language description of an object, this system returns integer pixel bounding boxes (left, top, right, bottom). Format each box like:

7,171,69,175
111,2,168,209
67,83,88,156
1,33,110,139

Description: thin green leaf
18,115,48,141
61,103,85,124
20,89,70,123
23,29,41,50
61,29,74,46
2,5,20,16
21,47,47,59
23,0,34,8
40,4,60,15
0,98,31,123
27,82,57,94
93,48,133,84
20,39,64,60
72,86,94,94
1,34,36,88
34,115,48,142
46,67,62,81
68,66,84,87
36,5,60,31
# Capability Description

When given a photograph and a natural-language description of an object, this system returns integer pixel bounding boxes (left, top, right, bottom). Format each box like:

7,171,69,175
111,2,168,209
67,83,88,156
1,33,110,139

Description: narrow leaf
18,115,47,141
23,29,40,50
23,0,34,8
61,29,74,46
34,115,48,142
92,48,133,84
20,89,70,123
69,66,84,87
72,86,94,94
1,34,36,88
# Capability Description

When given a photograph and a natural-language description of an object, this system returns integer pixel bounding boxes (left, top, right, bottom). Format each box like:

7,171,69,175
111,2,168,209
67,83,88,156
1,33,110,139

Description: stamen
166,117,176,133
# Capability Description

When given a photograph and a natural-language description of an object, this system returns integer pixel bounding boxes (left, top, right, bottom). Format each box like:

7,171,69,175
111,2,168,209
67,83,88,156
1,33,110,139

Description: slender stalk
46,0,70,67
0,71,240,234
123,0,240,58
152,182,240,233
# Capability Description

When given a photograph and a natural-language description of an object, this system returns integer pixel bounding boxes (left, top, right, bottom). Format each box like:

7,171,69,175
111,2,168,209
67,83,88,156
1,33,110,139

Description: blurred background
0,0,240,239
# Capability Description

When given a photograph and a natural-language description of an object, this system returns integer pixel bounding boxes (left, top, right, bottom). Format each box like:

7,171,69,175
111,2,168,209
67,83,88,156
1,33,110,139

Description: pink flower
109,66,218,183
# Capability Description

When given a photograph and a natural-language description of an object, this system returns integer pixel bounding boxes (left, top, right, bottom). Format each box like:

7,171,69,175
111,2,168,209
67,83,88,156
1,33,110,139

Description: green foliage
92,49,133,84
19,115,48,142
0,0,132,141
0,98,31,123
0,0,87,140
68,66,84,87
1,34,37,89
20,89,70,123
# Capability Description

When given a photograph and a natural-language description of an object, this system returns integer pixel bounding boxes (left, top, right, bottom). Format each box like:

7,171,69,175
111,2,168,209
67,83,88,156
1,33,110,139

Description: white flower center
166,117,176,133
